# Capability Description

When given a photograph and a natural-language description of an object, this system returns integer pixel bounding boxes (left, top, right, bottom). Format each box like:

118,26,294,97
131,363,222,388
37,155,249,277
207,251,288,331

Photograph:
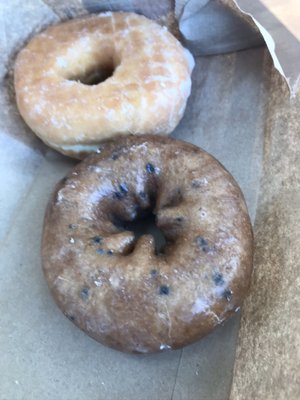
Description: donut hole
107,182,187,256
113,209,167,255
126,211,167,254
67,61,116,86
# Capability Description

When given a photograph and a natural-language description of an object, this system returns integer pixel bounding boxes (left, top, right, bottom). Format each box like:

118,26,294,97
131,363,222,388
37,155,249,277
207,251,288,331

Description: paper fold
177,0,300,96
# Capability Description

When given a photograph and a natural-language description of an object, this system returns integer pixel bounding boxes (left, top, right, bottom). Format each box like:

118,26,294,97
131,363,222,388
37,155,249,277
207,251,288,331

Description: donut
14,12,194,159
42,135,253,353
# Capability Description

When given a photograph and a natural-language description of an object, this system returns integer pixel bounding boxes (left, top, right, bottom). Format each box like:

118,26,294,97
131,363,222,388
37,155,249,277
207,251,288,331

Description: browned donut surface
42,135,253,353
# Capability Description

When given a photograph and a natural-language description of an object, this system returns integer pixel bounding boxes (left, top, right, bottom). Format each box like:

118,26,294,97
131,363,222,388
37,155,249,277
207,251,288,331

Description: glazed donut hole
57,40,121,86
67,59,116,86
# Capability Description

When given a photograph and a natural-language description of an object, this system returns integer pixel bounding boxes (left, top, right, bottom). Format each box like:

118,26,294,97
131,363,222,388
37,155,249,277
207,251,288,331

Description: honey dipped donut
14,12,194,159
42,135,253,353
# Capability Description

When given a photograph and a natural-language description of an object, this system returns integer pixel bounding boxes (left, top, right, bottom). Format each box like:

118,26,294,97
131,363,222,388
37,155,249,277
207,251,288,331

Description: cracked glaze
14,12,194,159
42,135,253,353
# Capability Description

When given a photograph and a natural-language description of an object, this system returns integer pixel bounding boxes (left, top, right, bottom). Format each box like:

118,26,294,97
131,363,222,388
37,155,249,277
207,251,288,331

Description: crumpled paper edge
233,0,298,97
177,0,299,97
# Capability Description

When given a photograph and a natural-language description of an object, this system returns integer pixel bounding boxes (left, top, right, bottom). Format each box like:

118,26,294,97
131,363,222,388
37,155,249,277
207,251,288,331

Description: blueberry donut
42,135,253,353
14,12,194,159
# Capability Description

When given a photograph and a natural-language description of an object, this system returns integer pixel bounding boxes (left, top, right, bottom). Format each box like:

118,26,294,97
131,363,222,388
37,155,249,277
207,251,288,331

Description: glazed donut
14,12,194,159
42,135,253,353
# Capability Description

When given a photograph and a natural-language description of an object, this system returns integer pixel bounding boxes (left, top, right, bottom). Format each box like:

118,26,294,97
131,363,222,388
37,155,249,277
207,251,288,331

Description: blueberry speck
196,237,210,252
192,180,201,188
68,224,77,229
119,183,128,194
80,287,89,300
223,289,233,302
213,272,224,286
192,179,207,188
96,248,105,255
139,191,146,199
159,285,169,295
114,191,123,200
176,217,183,223
92,236,102,244
146,163,155,174
150,269,158,277
111,152,118,160
114,183,128,200
107,250,113,255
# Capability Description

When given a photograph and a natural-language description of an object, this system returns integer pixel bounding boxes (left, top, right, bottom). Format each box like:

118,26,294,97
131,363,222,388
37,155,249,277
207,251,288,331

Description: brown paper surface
0,1,298,399
229,58,300,400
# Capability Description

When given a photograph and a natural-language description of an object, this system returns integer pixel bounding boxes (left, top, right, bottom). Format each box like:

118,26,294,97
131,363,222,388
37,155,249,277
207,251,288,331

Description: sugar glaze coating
14,12,194,158
42,135,253,353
